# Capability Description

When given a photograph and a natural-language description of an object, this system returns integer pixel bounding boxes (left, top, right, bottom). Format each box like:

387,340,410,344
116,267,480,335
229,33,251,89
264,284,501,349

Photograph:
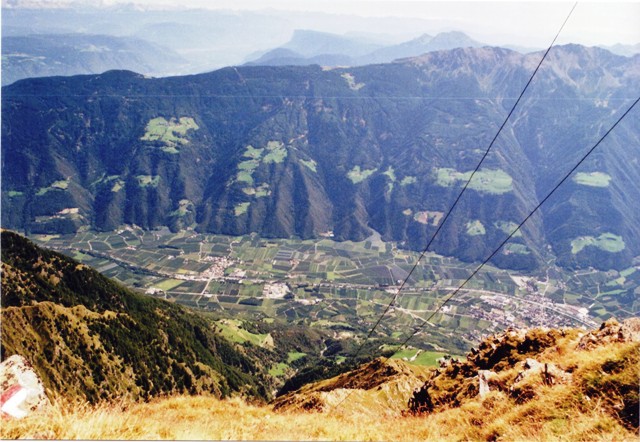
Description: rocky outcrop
406,327,571,414
509,358,572,403
408,318,639,429
0,355,50,419
272,358,431,415
577,318,640,350
478,370,497,397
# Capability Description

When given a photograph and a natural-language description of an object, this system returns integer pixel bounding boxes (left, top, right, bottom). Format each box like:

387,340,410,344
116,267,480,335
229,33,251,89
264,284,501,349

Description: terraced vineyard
29,227,638,353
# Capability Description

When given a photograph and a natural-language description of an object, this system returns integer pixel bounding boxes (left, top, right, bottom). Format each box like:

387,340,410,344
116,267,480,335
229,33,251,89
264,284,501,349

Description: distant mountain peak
291,29,333,39
410,33,433,45
424,30,484,50
283,29,383,58
435,30,474,39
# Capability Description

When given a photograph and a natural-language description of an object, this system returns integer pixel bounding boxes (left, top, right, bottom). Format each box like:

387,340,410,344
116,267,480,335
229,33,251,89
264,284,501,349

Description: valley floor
2,391,635,441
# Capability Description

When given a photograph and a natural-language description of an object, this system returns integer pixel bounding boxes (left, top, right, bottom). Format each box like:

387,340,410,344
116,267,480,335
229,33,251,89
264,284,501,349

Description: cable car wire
343,2,578,365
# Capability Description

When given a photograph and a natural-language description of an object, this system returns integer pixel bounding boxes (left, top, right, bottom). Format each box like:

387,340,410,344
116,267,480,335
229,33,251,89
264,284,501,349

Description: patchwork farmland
30,226,637,353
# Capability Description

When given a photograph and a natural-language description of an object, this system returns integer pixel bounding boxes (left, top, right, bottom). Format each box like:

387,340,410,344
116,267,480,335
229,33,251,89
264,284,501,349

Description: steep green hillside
0,230,270,403
3,45,639,270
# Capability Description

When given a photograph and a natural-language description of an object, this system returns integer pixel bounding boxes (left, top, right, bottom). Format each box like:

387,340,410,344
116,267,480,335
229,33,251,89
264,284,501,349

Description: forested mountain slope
0,230,269,402
3,45,639,270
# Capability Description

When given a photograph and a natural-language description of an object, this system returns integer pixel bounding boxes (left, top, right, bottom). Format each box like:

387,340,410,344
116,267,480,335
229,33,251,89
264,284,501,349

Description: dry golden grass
2,387,636,441
3,328,637,441
1,395,439,441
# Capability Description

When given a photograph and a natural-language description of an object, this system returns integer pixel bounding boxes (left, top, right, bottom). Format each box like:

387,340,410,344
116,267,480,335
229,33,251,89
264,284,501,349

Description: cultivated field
31,227,637,354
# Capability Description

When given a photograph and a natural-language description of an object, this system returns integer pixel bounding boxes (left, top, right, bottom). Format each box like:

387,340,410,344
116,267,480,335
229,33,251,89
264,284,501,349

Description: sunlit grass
263,141,288,164
466,220,486,236
136,175,160,188
300,159,318,172
347,166,378,184
141,117,198,146
571,232,625,254
435,168,513,194
573,171,611,187
234,202,250,216
2,329,637,441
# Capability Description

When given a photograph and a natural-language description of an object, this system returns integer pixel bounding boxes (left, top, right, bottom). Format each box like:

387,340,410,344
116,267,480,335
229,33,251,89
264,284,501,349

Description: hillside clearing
435,168,513,194
347,166,378,184
573,171,611,187
571,233,626,254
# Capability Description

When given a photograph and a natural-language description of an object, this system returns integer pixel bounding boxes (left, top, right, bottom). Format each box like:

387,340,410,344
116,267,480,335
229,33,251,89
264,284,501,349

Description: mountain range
1,5,480,78
1,34,187,86
3,4,638,86
246,30,487,67
2,4,639,440
1,29,488,86
2,45,640,271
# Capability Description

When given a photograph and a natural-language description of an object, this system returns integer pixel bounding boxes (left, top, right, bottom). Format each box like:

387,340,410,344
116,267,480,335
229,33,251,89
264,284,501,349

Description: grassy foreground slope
2,343,637,440
2,396,445,440
3,319,638,440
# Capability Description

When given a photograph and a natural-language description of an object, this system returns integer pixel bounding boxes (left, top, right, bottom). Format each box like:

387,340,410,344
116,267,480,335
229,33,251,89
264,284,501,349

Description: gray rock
478,370,497,397
513,358,571,388
577,318,640,350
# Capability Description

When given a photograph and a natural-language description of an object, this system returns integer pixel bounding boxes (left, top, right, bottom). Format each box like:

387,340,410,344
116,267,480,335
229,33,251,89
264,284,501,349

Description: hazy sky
3,1,638,47
88,1,639,47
